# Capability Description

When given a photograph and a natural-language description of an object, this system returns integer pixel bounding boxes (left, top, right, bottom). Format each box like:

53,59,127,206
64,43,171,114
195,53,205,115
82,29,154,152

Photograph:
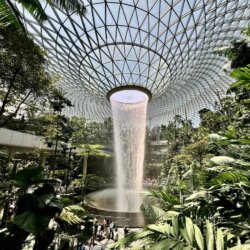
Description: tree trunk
39,152,46,167
83,155,88,179
0,82,13,117
51,111,61,177
51,130,59,178
65,147,73,187
166,166,174,188
81,155,88,195
0,61,22,119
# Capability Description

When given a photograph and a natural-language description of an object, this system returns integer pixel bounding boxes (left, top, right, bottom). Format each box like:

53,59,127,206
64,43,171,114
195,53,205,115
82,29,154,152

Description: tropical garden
112,25,250,250
0,25,112,247
0,1,113,249
0,0,250,249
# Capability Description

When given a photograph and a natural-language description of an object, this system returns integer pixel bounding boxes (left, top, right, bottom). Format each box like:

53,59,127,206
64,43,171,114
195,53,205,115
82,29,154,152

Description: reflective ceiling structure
22,0,250,126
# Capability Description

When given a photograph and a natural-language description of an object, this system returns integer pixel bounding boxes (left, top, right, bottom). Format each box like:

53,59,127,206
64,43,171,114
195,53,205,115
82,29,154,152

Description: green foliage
50,88,73,111
210,171,248,185
139,24,250,249
70,174,106,194
141,204,174,222
69,178,82,191
172,154,193,165
182,179,250,232
151,45,250,247
0,165,93,249
148,188,179,210
0,166,62,243
231,65,250,90
84,174,106,192
0,27,53,128
70,116,113,145
184,138,209,165
111,217,250,250
241,23,250,37
79,144,109,158
13,182,62,236
160,115,193,151
9,165,60,191
58,205,85,225
198,108,230,133
0,192,6,208
215,39,250,69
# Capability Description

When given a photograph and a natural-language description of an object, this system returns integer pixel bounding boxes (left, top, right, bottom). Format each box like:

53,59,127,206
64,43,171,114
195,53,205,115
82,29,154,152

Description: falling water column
110,90,149,212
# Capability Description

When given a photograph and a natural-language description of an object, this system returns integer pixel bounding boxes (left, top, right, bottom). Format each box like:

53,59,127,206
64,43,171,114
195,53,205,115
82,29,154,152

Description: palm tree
0,0,86,31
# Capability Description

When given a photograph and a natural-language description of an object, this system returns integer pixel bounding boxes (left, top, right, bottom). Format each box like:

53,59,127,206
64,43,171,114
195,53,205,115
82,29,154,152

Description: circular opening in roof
110,89,149,104
106,86,152,103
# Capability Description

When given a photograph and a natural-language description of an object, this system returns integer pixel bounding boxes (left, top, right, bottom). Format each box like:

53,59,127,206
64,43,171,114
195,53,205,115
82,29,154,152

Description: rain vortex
110,90,148,212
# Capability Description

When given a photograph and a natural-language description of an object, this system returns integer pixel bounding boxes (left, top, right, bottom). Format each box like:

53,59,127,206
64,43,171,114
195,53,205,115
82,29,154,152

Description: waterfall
110,89,148,212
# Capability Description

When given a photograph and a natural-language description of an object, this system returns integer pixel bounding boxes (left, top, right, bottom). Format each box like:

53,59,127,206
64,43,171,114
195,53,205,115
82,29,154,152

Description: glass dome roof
21,0,250,126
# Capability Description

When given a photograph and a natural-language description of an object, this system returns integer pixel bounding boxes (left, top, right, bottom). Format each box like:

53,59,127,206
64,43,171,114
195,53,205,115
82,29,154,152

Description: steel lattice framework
22,0,249,126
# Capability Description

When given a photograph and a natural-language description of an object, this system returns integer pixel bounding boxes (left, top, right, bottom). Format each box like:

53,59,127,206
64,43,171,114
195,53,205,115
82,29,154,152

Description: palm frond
110,230,153,249
18,0,47,23
148,239,184,250
141,204,167,221
0,0,86,31
47,0,86,15
206,166,235,173
210,171,248,186
149,189,179,208
185,190,208,201
230,65,250,89
0,0,24,30
111,217,248,250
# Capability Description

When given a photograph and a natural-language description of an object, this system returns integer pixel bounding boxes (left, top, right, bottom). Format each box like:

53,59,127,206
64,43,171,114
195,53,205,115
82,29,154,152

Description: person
109,220,115,240
124,225,129,236
93,217,98,225
91,217,98,246
103,218,107,227
123,225,129,247
77,242,85,250
96,224,103,241
93,217,98,239
103,218,109,238
114,228,119,242
106,219,110,227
